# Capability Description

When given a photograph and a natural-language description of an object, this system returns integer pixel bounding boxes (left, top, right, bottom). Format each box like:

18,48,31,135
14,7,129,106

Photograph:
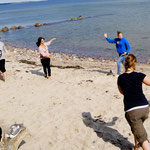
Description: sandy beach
0,45,150,150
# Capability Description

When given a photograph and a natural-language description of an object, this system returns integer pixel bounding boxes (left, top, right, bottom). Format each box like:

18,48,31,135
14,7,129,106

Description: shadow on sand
89,69,114,76
30,69,44,77
18,140,26,149
82,112,134,150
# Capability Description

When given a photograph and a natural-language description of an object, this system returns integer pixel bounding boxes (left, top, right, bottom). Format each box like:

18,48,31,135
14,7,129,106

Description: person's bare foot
47,76,51,80
3,72,6,82
0,73,6,82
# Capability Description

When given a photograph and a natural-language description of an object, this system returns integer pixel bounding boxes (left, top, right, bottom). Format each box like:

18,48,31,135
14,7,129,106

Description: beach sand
0,46,150,150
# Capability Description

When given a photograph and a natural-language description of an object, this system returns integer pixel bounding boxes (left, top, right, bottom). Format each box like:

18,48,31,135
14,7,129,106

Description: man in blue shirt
104,31,131,75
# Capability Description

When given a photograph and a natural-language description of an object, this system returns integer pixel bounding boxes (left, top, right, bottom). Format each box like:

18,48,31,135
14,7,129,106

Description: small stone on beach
86,98,92,101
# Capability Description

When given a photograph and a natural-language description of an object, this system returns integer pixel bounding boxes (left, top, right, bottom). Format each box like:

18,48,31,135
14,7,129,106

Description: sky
0,0,47,4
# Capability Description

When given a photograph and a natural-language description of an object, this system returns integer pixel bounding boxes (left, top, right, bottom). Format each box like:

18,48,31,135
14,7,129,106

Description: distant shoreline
0,0,47,5
4,43,150,65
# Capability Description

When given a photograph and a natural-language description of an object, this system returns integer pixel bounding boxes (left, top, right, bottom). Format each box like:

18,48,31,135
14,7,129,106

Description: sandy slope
0,48,150,150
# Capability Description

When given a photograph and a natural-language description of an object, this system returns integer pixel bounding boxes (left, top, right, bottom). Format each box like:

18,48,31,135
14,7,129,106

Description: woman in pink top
36,37,56,79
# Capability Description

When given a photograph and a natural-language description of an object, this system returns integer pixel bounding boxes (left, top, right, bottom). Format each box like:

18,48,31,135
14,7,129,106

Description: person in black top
117,54,150,150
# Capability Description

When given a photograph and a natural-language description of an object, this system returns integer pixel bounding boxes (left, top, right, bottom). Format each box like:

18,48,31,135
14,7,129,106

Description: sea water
0,0,150,62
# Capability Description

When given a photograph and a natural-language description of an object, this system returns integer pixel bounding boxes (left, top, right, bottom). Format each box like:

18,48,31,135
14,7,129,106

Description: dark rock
17,26,23,29
107,70,113,76
128,133,131,136
86,80,93,83
86,98,92,101
114,95,120,99
16,70,21,72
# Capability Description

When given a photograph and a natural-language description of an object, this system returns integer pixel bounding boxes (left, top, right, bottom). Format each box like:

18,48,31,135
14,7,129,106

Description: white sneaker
5,124,24,139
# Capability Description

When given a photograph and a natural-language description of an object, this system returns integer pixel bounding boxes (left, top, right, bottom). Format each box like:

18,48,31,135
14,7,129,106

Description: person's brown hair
117,31,122,36
125,54,137,72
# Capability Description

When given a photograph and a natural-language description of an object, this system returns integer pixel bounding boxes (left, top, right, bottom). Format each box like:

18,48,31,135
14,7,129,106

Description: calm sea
0,0,150,62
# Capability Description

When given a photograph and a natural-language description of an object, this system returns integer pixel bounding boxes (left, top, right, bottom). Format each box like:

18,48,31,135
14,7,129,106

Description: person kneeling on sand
0,36,9,82
118,54,150,150
36,37,56,79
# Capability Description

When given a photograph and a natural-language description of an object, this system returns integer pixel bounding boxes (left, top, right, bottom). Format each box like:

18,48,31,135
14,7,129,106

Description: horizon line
0,0,48,4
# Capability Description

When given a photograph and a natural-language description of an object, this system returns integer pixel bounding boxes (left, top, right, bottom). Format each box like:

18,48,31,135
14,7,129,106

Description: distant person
0,36,9,82
36,37,56,79
118,54,150,150
104,31,131,76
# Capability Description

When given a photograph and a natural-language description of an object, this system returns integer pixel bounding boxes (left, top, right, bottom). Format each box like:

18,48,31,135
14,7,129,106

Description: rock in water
70,18,77,21
17,26,23,29
43,23,51,25
34,23,42,27
1,27,9,32
10,26,17,30
77,16,83,20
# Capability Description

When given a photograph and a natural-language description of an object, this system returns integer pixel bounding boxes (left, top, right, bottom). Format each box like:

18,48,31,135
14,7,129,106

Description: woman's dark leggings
41,58,51,77
0,127,2,140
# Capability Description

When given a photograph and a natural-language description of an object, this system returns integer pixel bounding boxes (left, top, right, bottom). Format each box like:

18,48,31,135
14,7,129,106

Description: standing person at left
0,36,9,82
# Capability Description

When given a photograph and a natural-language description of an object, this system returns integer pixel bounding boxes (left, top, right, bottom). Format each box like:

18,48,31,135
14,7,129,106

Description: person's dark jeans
41,58,51,77
0,59,6,73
